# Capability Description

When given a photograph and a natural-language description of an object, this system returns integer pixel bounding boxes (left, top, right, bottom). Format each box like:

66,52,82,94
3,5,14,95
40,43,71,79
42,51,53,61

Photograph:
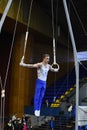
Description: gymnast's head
42,54,50,63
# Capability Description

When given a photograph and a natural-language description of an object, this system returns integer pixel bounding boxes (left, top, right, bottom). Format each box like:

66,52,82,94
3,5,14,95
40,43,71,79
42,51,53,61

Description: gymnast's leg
34,79,46,116
38,84,46,111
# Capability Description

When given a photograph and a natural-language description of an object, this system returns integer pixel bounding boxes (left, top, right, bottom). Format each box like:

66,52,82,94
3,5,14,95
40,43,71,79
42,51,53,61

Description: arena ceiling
35,0,87,52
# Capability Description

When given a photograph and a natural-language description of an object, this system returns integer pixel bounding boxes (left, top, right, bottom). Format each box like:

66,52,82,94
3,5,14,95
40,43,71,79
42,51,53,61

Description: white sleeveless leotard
37,64,50,81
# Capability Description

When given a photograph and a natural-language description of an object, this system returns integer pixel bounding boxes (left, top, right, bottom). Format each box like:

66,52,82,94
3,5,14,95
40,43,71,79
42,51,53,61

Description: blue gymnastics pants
34,79,46,111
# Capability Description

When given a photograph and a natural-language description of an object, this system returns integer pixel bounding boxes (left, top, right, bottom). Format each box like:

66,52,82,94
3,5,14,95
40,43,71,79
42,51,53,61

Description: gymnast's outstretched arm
20,56,42,68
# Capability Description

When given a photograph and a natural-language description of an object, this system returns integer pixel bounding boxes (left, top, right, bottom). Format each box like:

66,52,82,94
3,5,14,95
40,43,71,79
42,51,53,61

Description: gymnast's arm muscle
20,61,42,68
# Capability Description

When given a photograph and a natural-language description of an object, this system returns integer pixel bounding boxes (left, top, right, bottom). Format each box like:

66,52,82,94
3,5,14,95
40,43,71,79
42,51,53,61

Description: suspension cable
79,61,87,71
53,0,59,99
70,0,87,35
66,0,70,91
51,0,59,70
22,0,34,60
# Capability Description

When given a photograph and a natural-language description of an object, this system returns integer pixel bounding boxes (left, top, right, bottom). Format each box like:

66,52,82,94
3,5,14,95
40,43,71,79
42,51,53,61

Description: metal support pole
62,0,79,130
0,0,13,32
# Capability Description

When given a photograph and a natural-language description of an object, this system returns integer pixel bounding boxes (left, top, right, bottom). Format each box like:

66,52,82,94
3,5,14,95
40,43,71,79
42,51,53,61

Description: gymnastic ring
51,63,60,70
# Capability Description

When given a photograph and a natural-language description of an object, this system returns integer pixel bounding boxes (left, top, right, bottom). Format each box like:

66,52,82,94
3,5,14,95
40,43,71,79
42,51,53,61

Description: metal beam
62,0,79,130
77,51,87,61
0,0,13,32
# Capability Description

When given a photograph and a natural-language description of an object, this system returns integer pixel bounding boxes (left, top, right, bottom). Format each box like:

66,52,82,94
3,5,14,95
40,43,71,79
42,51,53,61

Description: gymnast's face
43,56,50,64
